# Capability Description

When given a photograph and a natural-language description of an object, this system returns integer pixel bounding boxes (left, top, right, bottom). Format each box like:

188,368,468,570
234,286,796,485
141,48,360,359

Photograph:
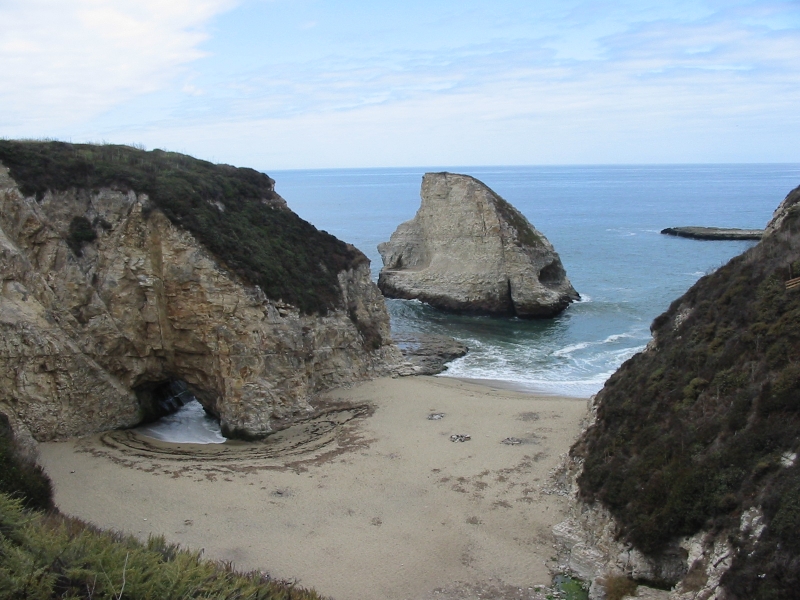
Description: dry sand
39,376,589,600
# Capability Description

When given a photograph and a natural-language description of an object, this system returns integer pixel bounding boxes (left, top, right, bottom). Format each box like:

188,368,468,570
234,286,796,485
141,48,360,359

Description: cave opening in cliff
538,260,565,285
135,379,194,423
133,379,226,444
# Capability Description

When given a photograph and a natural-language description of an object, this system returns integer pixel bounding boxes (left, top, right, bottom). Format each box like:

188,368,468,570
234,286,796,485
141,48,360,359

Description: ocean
273,164,800,397
136,164,800,442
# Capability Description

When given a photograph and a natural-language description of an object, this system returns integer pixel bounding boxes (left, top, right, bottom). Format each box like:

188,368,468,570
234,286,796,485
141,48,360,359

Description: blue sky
1,0,799,169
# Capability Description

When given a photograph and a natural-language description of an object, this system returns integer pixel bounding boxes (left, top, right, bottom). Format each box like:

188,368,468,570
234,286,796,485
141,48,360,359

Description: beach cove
39,376,588,600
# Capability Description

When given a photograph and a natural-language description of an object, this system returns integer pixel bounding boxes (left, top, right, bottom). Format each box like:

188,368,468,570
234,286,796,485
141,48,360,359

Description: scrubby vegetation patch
491,191,543,248
0,414,53,512
66,216,97,255
574,187,800,598
0,140,368,315
601,575,638,600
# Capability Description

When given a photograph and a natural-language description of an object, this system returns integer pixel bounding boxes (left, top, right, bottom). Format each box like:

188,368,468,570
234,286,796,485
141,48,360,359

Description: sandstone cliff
0,141,401,442
554,184,800,599
377,172,578,317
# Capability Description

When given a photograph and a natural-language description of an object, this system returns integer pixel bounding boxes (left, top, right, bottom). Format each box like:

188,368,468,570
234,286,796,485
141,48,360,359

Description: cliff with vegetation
556,184,800,599
0,140,400,442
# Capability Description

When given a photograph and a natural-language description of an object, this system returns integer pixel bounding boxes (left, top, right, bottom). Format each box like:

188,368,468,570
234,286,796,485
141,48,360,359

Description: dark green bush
67,215,97,255
0,414,53,512
574,184,800,598
0,140,368,316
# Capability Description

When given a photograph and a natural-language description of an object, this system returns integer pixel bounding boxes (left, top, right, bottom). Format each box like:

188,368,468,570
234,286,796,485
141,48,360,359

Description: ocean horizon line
268,162,800,174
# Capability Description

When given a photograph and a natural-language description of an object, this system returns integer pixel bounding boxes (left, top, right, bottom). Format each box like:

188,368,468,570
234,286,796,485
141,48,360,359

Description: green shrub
0,414,53,511
66,215,97,255
602,575,637,600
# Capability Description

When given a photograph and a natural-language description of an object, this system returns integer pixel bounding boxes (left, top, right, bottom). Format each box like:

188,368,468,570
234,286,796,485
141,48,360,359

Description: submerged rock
378,172,578,317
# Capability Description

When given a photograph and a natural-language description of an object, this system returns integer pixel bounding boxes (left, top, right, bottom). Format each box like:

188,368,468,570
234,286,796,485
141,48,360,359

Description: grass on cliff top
574,187,800,599
0,140,367,315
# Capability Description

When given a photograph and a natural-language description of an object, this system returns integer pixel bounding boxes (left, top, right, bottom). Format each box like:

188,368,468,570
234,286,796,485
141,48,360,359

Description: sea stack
378,172,578,318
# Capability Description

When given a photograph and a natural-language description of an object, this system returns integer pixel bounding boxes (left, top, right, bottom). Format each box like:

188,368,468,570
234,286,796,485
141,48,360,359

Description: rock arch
0,176,399,442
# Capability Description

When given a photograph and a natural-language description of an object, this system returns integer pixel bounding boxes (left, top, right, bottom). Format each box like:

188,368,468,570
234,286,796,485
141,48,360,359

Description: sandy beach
39,376,588,600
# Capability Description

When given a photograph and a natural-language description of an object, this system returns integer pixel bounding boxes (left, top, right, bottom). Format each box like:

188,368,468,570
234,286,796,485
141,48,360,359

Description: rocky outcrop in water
391,333,468,375
661,226,763,241
764,183,800,236
377,173,578,318
0,142,401,442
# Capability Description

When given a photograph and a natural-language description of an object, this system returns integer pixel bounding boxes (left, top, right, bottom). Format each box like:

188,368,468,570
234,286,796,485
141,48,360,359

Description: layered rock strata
378,172,578,317
0,156,401,442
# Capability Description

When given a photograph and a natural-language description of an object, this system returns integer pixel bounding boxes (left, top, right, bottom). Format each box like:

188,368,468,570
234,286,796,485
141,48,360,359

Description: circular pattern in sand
78,404,373,476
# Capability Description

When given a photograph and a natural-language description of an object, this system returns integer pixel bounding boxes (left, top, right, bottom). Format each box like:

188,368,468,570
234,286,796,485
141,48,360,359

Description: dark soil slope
574,185,800,599
0,140,366,315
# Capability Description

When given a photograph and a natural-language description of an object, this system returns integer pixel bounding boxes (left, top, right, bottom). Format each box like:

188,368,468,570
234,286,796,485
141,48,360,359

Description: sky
1,0,799,169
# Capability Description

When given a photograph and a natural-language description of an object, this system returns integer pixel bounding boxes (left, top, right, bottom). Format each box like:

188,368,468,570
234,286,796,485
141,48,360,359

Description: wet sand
39,376,588,600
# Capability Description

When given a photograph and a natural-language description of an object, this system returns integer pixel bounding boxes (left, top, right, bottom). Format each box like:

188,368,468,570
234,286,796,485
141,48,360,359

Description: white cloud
0,0,237,133
149,9,799,137
4,0,798,166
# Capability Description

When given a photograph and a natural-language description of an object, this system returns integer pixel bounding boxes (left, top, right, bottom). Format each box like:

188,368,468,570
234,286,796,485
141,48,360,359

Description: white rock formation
378,172,578,317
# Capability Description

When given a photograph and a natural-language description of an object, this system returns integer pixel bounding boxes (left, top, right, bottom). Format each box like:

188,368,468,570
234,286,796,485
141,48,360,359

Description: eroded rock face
552,399,736,600
764,183,800,236
0,164,401,441
377,172,578,317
